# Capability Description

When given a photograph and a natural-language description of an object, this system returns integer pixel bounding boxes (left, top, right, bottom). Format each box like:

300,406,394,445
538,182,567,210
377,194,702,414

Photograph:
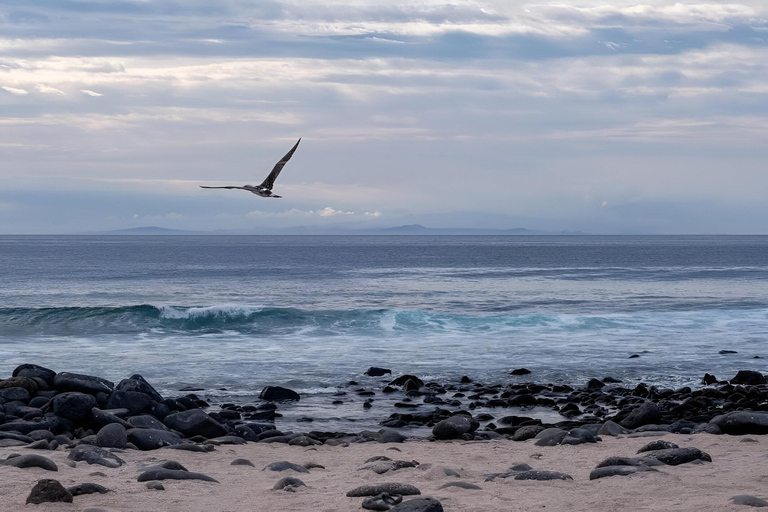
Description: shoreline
3,364,768,509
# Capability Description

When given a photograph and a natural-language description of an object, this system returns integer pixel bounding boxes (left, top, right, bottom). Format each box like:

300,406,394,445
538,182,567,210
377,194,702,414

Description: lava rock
52,392,97,421
67,483,111,496
68,445,124,468
389,497,443,512
2,454,58,471
26,479,73,504
263,461,310,473
259,386,300,401
365,367,392,377
53,372,113,394
96,423,127,449
432,415,479,440
710,411,768,435
163,409,228,439
347,483,422,497
127,428,183,450
273,476,307,491
619,401,662,429
730,371,767,386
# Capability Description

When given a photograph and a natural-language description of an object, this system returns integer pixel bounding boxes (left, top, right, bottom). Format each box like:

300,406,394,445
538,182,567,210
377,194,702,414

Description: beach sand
1,433,765,511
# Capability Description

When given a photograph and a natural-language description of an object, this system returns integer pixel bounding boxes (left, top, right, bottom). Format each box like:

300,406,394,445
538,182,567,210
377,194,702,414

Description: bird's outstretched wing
199,186,247,190
259,138,300,190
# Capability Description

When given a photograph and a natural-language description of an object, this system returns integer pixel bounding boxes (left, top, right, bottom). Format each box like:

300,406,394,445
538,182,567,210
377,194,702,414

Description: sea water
1,235,767,430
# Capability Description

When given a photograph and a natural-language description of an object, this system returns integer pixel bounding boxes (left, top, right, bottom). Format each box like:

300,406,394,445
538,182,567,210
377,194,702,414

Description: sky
1,1,768,234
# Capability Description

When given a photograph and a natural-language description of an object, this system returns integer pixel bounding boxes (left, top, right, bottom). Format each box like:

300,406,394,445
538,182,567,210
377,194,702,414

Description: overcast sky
1,1,767,234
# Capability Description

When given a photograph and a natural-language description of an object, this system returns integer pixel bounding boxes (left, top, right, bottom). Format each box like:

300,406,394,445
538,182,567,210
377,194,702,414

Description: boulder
127,428,183,450
730,370,767,386
432,415,478,440
105,390,151,415
619,401,662,429
259,386,300,401
0,387,30,403
96,423,127,449
116,376,164,402
26,479,73,504
710,411,768,435
13,364,56,387
163,409,228,439
53,372,113,394
52,392,97,421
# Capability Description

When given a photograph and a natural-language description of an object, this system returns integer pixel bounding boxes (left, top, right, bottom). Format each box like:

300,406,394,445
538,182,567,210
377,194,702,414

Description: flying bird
200,138,300,198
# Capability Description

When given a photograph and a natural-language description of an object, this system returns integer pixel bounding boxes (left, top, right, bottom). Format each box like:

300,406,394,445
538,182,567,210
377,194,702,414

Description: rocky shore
3,364,768,510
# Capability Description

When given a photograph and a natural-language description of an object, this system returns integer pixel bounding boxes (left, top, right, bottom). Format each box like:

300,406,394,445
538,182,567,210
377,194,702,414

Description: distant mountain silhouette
90,226,199,235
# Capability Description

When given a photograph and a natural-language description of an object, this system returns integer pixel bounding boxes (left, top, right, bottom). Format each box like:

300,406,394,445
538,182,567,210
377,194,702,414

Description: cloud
35,84,65,95
80,89,103,97
1,85,28,95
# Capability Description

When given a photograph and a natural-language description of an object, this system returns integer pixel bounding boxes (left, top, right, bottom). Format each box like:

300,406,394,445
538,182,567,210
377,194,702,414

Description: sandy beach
1,433,766,511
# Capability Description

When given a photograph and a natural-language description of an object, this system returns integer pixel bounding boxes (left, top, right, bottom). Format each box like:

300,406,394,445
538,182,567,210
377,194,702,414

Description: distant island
87,225,587,235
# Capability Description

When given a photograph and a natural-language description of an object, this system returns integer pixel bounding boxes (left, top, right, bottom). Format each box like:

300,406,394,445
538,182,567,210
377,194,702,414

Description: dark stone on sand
116,376,164,402
512,425,545,441
589,466,658,480
731,371,767,386
273,476,307,491
52,392,97,421
26,479,73,504
389,497,443,512
643,447,712,465
597,420,630,437
137,469,218,483
432,415,479,440
514,470,573,481
263,461,310,473
163,409,228,439
14,364,56,386
26,439,50,450
163,443,215,452
105,390,151,415
731,495,768,507
438,481,482,490
67,483,111,496
127,428,183,450
710,411,768,435
347,483,422,497
128,414,167,430
53,372,113,395
90,408,132,429
594,457,663,469
259,386,300,401
2,454,58,471
68,445,124,468
231,458,254,467
533,428,567,446
511,368,531,376
619,401,662,429
96,423,127,449
366,367,392,377
561,428,597,445
637,440,679,453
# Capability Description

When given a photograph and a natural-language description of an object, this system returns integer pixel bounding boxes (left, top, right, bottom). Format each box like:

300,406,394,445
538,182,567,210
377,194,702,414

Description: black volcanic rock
53,372,113,394
52,392,97,421
163,409,228,438
259,386,300,401
26,479,72,504
730,370,766,386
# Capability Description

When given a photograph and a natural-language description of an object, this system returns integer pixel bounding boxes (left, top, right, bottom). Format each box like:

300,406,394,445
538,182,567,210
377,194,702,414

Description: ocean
1,235,767,431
